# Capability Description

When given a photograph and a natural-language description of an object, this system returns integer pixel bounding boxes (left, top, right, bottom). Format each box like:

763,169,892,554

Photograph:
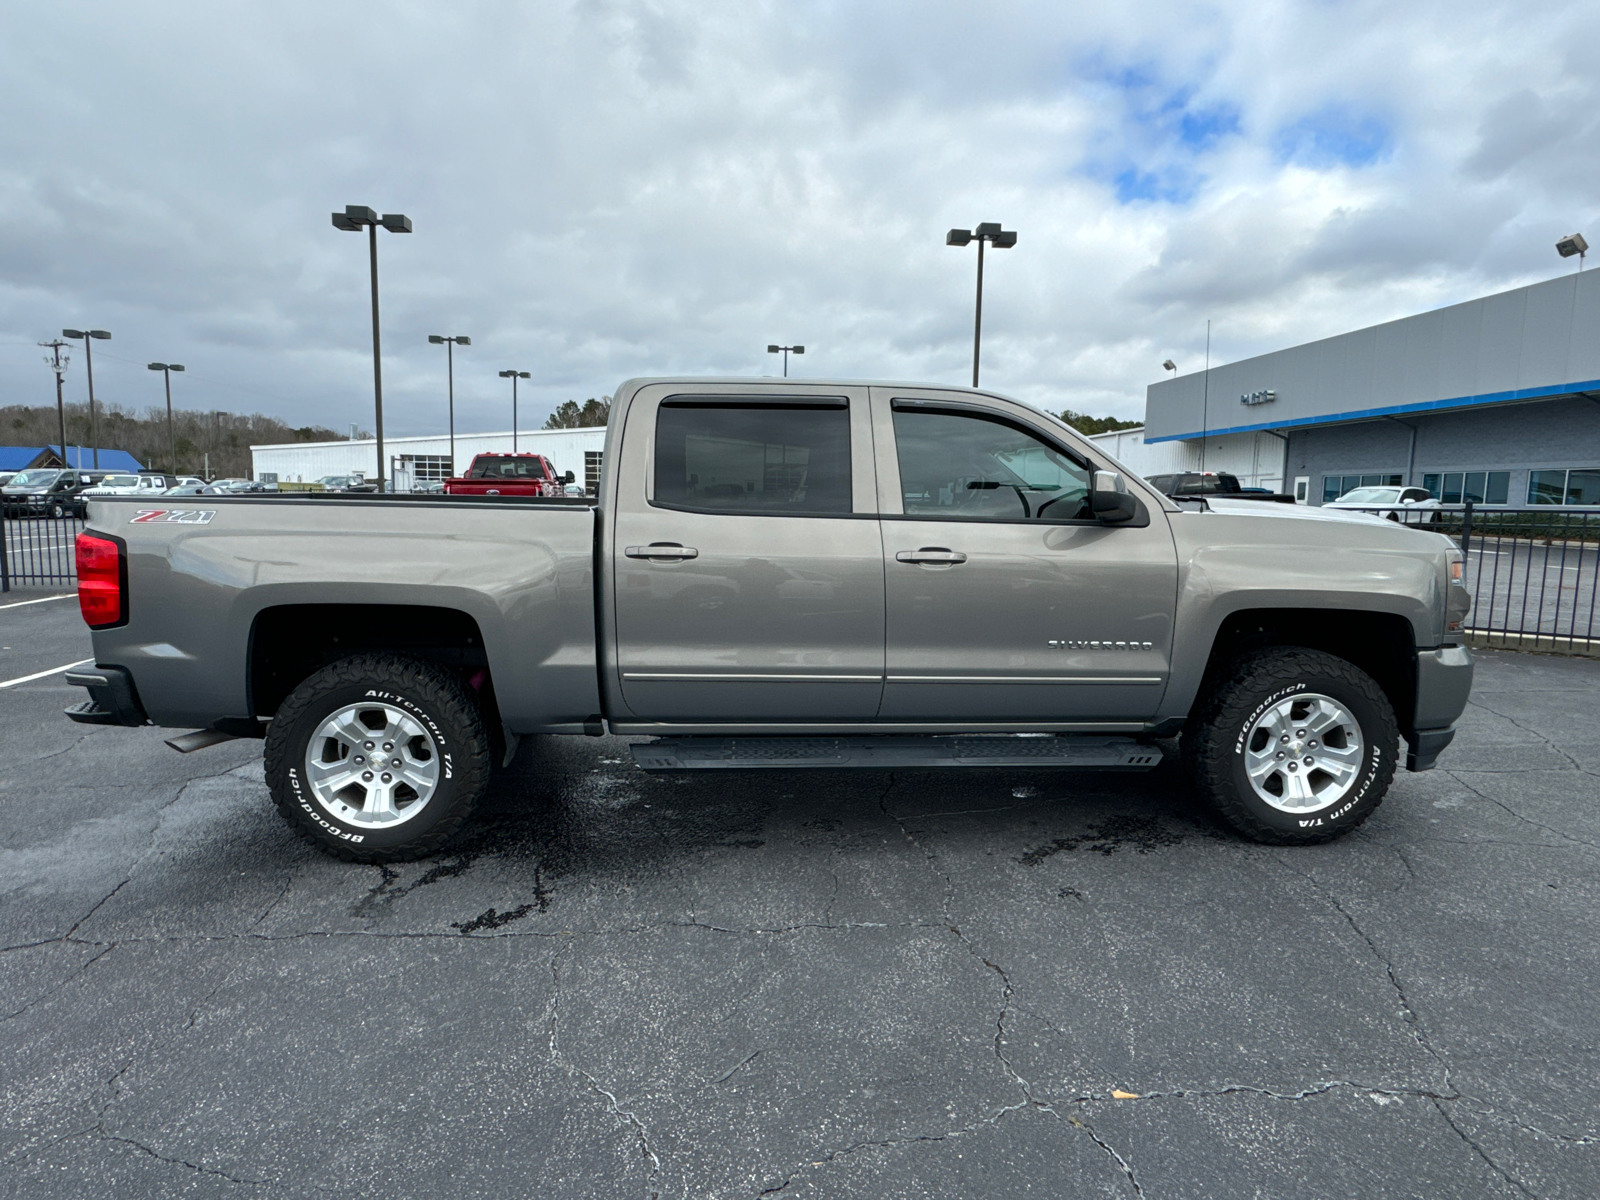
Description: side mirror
1091,470,1136,522
564,470,576,484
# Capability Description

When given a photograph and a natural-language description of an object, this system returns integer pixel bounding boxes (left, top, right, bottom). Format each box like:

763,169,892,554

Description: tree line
1,401,346,478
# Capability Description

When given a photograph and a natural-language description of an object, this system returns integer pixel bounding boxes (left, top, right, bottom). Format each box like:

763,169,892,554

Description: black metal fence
1,512,84,592
1343,503,1599,653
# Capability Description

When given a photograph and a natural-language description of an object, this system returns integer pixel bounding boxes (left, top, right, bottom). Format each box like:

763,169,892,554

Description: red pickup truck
442,453,576,497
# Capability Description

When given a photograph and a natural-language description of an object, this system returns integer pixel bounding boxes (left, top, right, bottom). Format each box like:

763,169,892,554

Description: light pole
945,222,1017,387
498,371,530,451
147,363,186,473
1557,232,1588,271
62,329,110,467
332,205,412,491
39,340,70,465
766,344,804,377
428,334,471,474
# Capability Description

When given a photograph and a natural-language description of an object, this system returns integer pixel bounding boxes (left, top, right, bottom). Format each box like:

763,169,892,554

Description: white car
1324,485,1442,521
81,474,172,498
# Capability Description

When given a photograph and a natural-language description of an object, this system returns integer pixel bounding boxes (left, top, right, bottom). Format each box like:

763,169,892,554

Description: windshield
1338,487,1402,504
467,456,547,479
96,475,140,488
9,470,62,487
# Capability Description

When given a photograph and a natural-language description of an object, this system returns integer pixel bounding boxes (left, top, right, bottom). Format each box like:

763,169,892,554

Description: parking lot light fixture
428,335,471,474
1163,359,1178,374
62,329,110,468
766,344,805,377
498,370,531,451
946,223,1017,387
147,363,186,473
332,205,412,490
1557,232,1588,270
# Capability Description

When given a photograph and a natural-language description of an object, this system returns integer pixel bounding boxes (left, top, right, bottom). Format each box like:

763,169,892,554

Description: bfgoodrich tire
264,654,492,862
1182,648,1398,845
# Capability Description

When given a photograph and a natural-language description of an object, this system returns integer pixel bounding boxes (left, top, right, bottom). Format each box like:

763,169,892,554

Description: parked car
1145,472,1294,502
1324,485,1442,522
82,473,175,504
201,478,268,495
443,453,573,497
67,377,1473,863
163,483,212,497
0,471,17,488
2,468,107,517
316,475,376,494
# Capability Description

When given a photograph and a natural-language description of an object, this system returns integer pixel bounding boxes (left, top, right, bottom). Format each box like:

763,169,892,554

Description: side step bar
631,735,1163,772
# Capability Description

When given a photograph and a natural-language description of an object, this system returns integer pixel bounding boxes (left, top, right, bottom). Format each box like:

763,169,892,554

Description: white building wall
1085,427,1290,491
250,428,606,486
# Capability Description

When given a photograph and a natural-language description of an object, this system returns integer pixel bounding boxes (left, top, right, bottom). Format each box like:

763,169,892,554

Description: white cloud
0,0,1596,439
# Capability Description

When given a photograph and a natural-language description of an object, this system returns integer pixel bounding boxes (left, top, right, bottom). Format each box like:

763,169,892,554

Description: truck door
873,389,1177,722
610,385,883,722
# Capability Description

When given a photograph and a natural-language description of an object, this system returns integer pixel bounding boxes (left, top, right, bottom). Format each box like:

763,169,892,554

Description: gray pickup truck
65,377,1474,860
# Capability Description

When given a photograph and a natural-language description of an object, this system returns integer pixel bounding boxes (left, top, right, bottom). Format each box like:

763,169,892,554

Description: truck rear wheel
1182,648,1397,844
263,653,492,862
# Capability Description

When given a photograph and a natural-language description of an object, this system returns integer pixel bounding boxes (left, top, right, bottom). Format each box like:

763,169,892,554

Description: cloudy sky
2,0,1596,439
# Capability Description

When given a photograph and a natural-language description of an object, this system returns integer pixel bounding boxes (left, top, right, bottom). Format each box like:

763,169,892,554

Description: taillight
76,533,125,628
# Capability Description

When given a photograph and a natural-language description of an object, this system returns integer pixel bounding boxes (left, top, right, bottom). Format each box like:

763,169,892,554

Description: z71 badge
130,509,216,525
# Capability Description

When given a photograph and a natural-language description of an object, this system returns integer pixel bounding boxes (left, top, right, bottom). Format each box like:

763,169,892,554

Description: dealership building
1132,269,1600,506
250,427,607,491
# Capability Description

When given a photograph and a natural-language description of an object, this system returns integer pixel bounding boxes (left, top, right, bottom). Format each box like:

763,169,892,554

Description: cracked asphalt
3,597,1599,1198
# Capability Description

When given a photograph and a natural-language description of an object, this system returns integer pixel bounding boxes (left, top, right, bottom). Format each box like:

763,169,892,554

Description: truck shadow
428,733,1230,912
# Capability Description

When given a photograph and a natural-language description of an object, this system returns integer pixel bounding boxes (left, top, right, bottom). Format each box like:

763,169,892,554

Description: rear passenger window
892,406,1092,521
654,401,852,515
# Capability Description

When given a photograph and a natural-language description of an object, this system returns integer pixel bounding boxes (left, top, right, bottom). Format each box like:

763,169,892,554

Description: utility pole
39,340,70,466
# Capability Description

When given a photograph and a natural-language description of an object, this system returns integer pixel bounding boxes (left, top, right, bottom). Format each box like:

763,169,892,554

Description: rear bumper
1406,644,1473,771
63,665,149,727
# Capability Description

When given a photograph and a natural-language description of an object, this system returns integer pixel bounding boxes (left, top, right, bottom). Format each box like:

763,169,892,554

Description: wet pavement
3,598,1598,1198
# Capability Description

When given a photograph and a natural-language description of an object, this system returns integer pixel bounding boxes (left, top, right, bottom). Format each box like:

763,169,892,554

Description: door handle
895,547,967,565
625,543,700,560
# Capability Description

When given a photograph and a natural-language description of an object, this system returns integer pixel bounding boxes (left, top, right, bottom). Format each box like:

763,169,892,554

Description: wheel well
249,603,496,728
1198,609,1418,732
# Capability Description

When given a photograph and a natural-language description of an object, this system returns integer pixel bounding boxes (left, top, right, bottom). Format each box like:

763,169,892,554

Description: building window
399,454,453,483
1421,472,1509,505
1322,473,1402,502
1527,468,1600,506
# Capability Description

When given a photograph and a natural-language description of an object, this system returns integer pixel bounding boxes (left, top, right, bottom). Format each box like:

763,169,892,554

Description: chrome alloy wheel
304,703,441,828
1243,692,1365,813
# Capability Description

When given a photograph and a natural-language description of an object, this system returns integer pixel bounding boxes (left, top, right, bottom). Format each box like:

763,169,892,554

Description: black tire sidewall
271,671,478,855
1221,667,1392,839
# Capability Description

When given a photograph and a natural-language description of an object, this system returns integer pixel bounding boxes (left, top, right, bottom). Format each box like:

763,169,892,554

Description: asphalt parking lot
3,594,1598,1199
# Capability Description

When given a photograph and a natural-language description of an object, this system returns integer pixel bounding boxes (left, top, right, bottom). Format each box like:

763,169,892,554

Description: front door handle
625,543,700,561
895,547,967,565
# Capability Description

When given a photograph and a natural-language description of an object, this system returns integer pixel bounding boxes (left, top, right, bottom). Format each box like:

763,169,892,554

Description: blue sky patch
1273,106,1392,167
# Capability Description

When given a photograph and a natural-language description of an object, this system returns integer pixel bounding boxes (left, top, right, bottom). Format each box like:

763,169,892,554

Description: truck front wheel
263,654,492,862
1182,648,1397,844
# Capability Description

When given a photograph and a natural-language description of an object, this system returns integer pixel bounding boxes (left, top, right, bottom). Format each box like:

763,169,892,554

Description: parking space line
0,658,94,690
0,594,75,611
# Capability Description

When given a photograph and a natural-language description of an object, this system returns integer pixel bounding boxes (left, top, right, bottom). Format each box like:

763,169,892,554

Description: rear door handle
895,547,967,565
625,543,700,560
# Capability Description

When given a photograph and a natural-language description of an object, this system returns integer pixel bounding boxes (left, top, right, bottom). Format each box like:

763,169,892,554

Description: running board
630,735,1163,772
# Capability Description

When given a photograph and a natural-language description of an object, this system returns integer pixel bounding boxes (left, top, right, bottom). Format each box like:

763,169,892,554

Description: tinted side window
892,408,1092,521
654,402,852,515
